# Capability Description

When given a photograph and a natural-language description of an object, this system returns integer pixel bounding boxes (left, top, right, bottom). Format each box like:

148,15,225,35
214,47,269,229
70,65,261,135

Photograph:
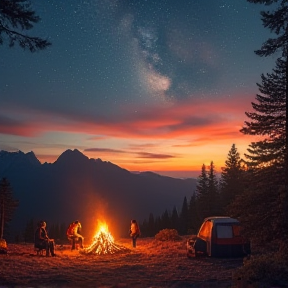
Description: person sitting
34,220,56,257
66,220,84,250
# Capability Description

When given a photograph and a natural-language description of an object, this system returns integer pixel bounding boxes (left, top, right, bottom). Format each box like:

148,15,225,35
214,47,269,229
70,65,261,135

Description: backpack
136,225,140,236
0,238,7,254
66,222,75,236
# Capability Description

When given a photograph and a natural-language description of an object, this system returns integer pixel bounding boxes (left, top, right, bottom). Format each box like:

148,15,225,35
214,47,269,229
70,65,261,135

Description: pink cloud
0,93,254,144
136,152,175,159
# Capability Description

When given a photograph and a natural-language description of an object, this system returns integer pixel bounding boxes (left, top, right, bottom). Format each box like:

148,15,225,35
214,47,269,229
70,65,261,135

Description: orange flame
81,221,129,255
94,221,114,241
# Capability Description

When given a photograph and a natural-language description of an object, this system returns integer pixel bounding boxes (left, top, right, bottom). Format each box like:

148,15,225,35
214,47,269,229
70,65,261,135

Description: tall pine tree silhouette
0,178,18,239
232,0,287,250
0,0,51,51
219,144,246,212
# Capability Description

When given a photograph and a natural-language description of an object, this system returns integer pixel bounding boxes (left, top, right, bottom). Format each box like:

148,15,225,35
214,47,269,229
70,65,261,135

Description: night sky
0,0,276,177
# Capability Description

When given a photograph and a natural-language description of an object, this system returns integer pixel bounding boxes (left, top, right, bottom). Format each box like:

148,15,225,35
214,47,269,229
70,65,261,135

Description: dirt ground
0,237,245,288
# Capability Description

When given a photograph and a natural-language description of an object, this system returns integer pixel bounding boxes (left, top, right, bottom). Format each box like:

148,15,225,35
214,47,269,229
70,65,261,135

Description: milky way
0,0,276,177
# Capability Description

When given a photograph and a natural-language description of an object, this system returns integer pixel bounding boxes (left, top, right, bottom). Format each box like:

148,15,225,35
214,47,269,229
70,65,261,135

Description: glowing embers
80,222,129,255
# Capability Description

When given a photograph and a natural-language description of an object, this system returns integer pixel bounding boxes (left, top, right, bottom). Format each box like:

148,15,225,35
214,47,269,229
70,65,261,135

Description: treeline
139,144,246,237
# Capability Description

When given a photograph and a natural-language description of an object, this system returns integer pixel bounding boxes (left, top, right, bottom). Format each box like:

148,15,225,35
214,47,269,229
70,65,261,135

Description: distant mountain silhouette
0,149,197,240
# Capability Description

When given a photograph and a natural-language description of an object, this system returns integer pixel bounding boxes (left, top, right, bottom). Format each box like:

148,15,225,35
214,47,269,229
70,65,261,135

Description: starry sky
0,0,276,178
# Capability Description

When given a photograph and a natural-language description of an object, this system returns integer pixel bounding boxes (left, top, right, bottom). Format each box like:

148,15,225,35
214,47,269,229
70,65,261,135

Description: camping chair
34,239,49,256
34,244,46,256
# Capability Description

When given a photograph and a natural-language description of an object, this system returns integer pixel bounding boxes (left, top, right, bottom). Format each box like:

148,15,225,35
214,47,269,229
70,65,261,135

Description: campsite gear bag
0,238,7,254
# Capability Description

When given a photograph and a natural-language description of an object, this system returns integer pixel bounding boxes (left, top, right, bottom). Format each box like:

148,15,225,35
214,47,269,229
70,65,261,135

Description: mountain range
0,149,197,240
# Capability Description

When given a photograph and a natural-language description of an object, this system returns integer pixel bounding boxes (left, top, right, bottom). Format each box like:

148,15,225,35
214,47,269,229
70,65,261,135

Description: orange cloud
0,92,256,176
0,93,253,142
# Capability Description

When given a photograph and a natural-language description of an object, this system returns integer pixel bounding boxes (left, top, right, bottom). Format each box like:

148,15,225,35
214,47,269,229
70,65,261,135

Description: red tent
187,216,251,258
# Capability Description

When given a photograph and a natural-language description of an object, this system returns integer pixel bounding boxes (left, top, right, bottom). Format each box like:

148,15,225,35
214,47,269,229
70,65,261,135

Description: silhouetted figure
129,219,140,248
34,220,56,257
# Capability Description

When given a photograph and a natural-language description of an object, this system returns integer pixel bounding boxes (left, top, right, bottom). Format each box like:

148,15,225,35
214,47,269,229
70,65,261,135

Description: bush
233,251,288,287
154,229,181,241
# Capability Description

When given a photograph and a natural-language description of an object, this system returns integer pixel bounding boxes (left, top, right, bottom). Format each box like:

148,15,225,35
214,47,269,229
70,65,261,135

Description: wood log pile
80,231,130,255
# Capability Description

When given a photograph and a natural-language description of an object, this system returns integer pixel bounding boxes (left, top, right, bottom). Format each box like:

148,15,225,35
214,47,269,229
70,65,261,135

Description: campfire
80,221,130,255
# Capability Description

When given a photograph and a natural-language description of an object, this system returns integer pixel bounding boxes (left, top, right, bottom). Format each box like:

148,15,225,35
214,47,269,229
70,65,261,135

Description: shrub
154,229,181,241
233,251,288,287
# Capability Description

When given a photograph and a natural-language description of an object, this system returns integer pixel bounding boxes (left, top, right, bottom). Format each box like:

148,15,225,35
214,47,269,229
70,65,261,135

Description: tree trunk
285,53,288,242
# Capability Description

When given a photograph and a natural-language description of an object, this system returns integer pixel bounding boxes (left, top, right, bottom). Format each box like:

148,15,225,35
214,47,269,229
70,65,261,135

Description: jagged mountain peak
0,150,40,164
0,150,23,157
55,149,89,165
25,151,40,163
0,150,41,175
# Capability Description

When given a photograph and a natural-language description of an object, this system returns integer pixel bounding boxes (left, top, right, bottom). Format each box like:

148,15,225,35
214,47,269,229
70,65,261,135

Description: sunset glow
0,1,274,178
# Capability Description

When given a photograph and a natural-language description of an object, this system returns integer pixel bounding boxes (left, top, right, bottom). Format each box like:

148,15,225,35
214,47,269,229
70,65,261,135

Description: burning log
80,222,130,255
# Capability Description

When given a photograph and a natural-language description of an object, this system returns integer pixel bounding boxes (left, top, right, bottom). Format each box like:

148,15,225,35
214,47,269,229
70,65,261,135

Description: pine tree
0,0,51,51
246,0,287,194
247,0,288,59
233,0,287,251
219,144,246,211
195,164,209,221
170,206,179,232
0,178,19,239
161,209,171,229
187,193,200,234
241,58,286,169
207,161,220,216
233,59,287,247
139,219,148,238
154,216,161,235
179,196,189,235
148,213,156,236
229,164,284,245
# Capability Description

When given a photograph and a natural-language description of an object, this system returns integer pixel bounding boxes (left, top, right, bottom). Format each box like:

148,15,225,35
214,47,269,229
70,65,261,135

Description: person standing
130,219,140,248
34,220,56,257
